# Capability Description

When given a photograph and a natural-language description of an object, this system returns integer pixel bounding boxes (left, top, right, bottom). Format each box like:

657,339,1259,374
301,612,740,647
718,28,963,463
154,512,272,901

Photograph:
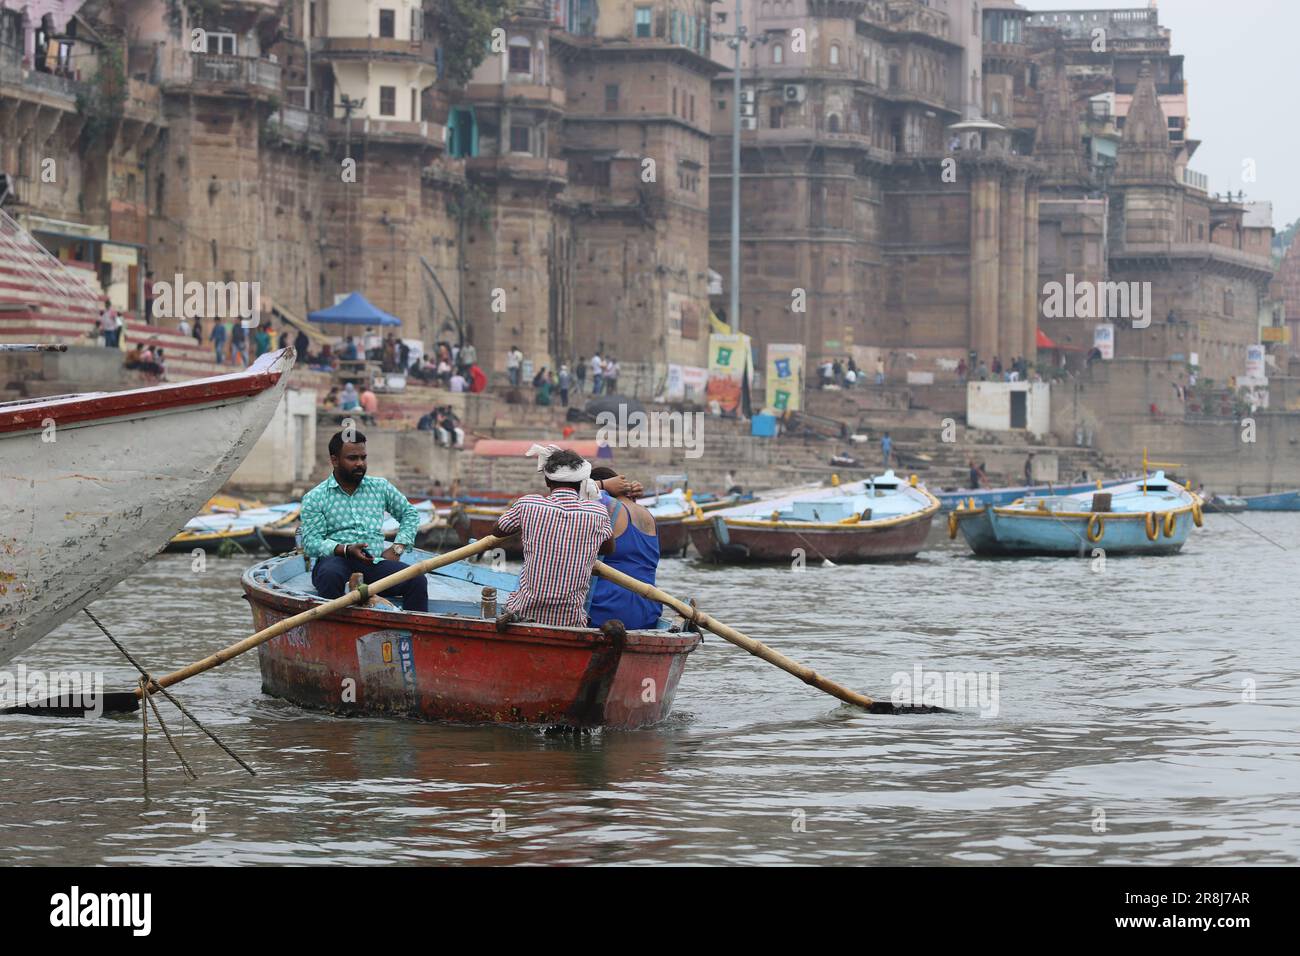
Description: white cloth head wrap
526,443,600,501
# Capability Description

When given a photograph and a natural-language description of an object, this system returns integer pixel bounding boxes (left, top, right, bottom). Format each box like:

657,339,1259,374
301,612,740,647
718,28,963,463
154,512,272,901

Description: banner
764,343,804,413
1093,323,1114,360
706,333,752,414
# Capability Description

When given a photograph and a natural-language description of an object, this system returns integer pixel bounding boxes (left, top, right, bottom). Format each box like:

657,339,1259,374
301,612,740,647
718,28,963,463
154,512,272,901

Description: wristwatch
392,543,405,556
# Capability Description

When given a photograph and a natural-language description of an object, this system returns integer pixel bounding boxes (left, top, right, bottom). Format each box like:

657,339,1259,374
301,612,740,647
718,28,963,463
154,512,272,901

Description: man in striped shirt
491,448,635,631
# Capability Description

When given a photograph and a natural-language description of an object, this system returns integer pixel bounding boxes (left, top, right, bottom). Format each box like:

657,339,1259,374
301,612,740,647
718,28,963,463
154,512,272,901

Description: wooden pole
141,536,503,697
590,562,879,711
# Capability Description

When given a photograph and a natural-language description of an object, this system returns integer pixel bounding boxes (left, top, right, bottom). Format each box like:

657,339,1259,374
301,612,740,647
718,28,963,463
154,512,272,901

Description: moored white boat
685,471,939,563
0,348,295,664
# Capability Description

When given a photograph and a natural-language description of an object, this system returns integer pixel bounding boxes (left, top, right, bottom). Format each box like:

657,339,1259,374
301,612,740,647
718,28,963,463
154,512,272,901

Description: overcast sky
1023,0,1299,230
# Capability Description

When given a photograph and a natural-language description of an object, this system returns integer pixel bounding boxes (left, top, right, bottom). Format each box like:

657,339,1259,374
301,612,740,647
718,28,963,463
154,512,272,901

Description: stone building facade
1,0,718,394
708,0,1041,377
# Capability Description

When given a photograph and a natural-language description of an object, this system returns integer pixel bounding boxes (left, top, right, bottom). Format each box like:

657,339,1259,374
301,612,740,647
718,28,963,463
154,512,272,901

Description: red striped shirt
498,488,613,627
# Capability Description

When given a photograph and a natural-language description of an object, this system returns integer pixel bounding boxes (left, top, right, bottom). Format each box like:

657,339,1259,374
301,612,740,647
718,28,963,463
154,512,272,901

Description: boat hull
245,587,700,729
0,349,294,664
937,478,1128,512
1242,490,1300,512
955,507,1193,556
687,511,934,563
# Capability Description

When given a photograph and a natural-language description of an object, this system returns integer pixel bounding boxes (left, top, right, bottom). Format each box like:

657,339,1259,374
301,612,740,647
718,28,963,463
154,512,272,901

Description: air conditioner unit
740,102,754,117
740,117,758,130
739,89,755,104
784,84,805,103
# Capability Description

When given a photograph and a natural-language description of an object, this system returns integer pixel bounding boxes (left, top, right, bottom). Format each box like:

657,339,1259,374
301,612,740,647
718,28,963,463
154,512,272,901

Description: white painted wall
231,387,318,487
966,381,1050,438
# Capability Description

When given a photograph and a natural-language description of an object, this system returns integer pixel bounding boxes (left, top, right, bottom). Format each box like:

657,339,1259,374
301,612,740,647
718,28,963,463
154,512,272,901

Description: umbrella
307,291,401,327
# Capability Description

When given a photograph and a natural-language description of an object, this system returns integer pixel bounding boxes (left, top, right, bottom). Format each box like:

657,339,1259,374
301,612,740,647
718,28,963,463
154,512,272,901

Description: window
1224,290,1234,317
827,113,840,133
410,88,418,120
508,39,531,74
605,83,619,111
672,87,677,114
411,8,422,42
830,44,840,66
379,86,396,116
990,93,1002,116
308,1,317,38
635,6,652,38
378,9,395,39
205,31,237,55
772,43,783,65
690,94,695,122
510,124,531,153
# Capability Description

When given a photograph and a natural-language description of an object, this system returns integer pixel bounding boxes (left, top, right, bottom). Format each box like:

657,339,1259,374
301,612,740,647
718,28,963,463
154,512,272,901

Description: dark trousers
311,555,428,612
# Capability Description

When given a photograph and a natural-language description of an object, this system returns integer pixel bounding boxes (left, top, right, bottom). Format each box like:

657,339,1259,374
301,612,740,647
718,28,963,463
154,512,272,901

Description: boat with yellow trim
685,471,940,563
166,499,301,553
948,471,1203,557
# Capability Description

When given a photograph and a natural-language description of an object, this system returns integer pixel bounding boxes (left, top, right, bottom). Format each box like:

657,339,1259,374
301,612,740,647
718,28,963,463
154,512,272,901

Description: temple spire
1116,59,1173,183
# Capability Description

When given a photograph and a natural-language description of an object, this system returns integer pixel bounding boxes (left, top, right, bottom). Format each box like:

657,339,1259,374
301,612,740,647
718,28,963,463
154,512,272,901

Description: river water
2,513,1297,865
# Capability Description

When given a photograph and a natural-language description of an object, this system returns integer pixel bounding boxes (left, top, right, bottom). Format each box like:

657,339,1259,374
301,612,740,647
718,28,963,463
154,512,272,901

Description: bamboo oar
590,562,945,715
2,536,502,717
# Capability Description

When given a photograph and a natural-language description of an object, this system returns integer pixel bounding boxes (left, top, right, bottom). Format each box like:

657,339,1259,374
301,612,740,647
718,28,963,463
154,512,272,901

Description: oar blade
866,701,951,715
0,692,140,718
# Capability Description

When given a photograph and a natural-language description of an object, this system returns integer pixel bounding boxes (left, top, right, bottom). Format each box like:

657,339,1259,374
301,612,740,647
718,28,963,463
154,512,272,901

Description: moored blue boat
949,472,1203,557
935,477,1130,512
1241,490,1300,512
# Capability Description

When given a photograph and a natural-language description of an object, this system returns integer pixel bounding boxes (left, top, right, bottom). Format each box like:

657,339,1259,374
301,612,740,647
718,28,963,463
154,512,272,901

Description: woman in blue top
587,467,662,631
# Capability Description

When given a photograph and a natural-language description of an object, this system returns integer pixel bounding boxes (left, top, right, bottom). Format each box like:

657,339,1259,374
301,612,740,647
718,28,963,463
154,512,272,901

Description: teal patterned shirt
300,473,420,562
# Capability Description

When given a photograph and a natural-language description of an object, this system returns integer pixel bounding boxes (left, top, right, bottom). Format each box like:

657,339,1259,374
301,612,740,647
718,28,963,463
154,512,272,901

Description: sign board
100,243,138,266
764,343,804,413
1093,323,1114,360
706,333,752,414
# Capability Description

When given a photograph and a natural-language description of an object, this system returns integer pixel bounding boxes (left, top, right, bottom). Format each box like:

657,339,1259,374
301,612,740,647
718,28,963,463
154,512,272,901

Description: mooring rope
83,608,257,777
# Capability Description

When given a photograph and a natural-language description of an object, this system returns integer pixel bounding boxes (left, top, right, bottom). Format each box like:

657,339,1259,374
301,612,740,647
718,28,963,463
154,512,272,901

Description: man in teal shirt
301,430,428,611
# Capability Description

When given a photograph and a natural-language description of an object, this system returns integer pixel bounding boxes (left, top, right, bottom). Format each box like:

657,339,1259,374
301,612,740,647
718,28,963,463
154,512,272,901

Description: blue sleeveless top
589,499,663,630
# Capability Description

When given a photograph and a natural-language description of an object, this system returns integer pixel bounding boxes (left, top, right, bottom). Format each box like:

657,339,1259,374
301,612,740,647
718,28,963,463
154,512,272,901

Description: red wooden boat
242,551,700,728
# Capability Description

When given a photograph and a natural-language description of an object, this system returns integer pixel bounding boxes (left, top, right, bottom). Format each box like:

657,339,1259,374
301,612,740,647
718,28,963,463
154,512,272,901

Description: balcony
0,47,81,104
162,52,281,101
466,155,567,186
327,116,446,148
310,36,437,63
463,82,565,111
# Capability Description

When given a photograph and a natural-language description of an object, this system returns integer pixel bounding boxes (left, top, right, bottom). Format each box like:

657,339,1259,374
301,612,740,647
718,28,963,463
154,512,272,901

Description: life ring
1086,514,1105,542
1144,511,1159,541
1163,511,1177,537
948,512,959,539
1192,501,1203,527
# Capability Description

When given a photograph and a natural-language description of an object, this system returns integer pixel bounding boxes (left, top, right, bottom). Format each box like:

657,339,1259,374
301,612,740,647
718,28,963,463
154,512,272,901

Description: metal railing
191,54,281,92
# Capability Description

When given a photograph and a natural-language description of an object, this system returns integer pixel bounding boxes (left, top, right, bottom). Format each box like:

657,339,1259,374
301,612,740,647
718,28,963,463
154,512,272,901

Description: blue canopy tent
307,292,402,327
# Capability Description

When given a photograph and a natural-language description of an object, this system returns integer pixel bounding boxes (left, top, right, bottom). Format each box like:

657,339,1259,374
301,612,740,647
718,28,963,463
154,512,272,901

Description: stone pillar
968,172,1000,364
1022,183,1040,360
998,171,1026,365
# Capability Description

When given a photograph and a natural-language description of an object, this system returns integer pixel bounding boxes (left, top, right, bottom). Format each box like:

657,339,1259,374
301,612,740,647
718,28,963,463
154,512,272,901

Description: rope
1211,508,1289,552
83,609,257,777
139,676,148,800
139,669,197,781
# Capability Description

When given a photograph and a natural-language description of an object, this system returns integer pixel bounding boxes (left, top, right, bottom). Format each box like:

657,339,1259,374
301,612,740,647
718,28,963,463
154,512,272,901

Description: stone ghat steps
0,309,256,382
